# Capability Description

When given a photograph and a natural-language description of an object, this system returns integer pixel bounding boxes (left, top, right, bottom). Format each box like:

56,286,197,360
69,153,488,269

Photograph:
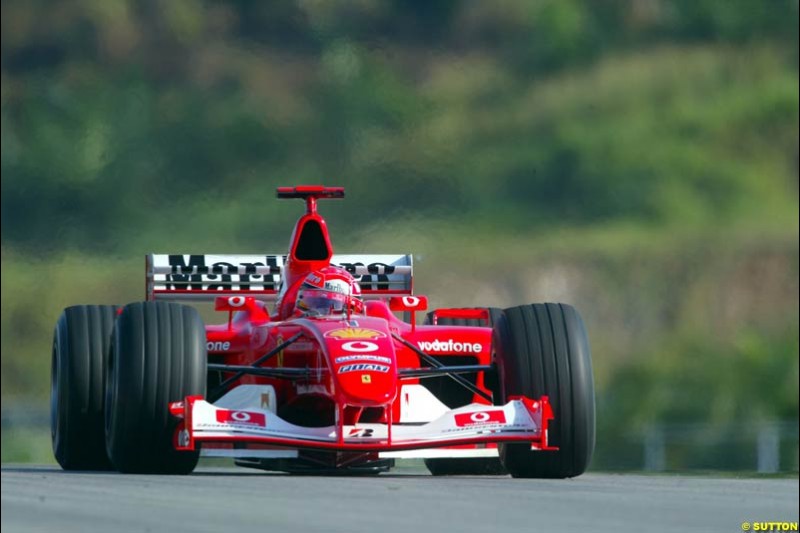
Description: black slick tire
51,305,119,470
494,303,595,478
105,302,206,474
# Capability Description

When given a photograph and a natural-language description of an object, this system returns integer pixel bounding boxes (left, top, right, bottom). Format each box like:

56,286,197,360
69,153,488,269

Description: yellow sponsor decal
324,328,386,340
361,374,372,384
275,335,284,367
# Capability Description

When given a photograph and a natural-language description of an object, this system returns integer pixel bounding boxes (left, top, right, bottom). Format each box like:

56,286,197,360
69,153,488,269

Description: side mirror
214,296,266,329
214,295,255,311
389,296,428,331
388,296,428,312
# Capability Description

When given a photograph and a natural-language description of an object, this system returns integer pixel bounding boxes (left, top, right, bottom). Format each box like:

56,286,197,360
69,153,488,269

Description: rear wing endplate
146,254,413,302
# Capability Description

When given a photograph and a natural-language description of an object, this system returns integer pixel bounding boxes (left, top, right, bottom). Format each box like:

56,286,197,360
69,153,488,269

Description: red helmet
296,266,364,316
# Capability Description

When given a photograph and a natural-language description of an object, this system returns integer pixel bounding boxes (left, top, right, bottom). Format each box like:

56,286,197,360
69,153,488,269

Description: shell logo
324,328,386,340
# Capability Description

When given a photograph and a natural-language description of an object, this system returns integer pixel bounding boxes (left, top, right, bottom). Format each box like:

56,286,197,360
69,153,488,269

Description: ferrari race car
51,186,595,477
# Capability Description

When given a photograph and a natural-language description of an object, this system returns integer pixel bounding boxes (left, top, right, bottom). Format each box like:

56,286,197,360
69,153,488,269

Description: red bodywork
149,186,553,467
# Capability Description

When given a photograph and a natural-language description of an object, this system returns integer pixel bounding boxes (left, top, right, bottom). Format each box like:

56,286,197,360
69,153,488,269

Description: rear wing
146,254,413,302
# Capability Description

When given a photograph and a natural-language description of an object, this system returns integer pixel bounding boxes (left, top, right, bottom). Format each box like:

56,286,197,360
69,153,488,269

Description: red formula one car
51,186,595,477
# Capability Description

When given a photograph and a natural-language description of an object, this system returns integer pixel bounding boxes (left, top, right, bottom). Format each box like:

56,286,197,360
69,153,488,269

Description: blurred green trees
2,0,797,251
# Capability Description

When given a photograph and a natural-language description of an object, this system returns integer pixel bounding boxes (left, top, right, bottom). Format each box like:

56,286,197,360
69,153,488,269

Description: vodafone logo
454,410,506,427
228,296,246,307
341,341,379,352
207,341,231,351
215,410,267,427
418,339,483,353
389,295,428,312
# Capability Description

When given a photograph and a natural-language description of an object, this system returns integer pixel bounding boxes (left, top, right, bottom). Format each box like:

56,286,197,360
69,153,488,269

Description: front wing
171,395,556,453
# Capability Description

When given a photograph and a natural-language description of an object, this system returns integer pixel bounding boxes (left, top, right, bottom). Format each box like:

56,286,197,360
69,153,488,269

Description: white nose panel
214,385,278,413
398,384,450,423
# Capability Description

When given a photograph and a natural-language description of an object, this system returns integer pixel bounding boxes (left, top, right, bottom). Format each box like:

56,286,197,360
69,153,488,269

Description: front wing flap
171,396,556,453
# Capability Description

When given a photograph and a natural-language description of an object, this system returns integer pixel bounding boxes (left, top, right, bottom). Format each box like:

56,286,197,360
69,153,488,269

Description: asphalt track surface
2,465,798,533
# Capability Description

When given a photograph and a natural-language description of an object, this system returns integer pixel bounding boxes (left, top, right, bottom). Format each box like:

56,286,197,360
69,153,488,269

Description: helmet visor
297,289,348,316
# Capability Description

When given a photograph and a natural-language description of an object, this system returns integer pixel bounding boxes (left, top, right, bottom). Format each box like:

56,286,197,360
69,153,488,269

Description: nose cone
335,357,397,406
324,327,398,407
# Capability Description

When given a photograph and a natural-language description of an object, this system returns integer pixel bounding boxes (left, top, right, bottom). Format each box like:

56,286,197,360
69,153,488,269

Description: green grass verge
2,427,56,465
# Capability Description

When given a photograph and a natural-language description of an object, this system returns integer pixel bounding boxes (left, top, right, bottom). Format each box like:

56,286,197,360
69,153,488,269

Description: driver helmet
296,266,364,316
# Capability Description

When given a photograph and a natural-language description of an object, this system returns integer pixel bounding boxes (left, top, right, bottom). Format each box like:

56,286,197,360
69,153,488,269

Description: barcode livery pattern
147,254,413,299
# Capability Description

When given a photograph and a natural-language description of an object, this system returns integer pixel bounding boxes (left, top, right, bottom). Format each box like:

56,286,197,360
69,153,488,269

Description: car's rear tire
105,302,206,474
423,308,507,476
51,305,119,470
494,303,595,478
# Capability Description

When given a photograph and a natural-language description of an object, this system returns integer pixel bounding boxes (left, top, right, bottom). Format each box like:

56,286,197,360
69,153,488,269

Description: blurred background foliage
1,0,798,469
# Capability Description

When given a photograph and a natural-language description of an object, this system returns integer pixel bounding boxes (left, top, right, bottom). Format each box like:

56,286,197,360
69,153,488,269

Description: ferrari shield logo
361,374,372,384
324,328,386,340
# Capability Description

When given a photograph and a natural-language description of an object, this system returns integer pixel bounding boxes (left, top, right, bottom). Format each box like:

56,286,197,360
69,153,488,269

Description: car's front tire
494,303,595,478
105,302,207,474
